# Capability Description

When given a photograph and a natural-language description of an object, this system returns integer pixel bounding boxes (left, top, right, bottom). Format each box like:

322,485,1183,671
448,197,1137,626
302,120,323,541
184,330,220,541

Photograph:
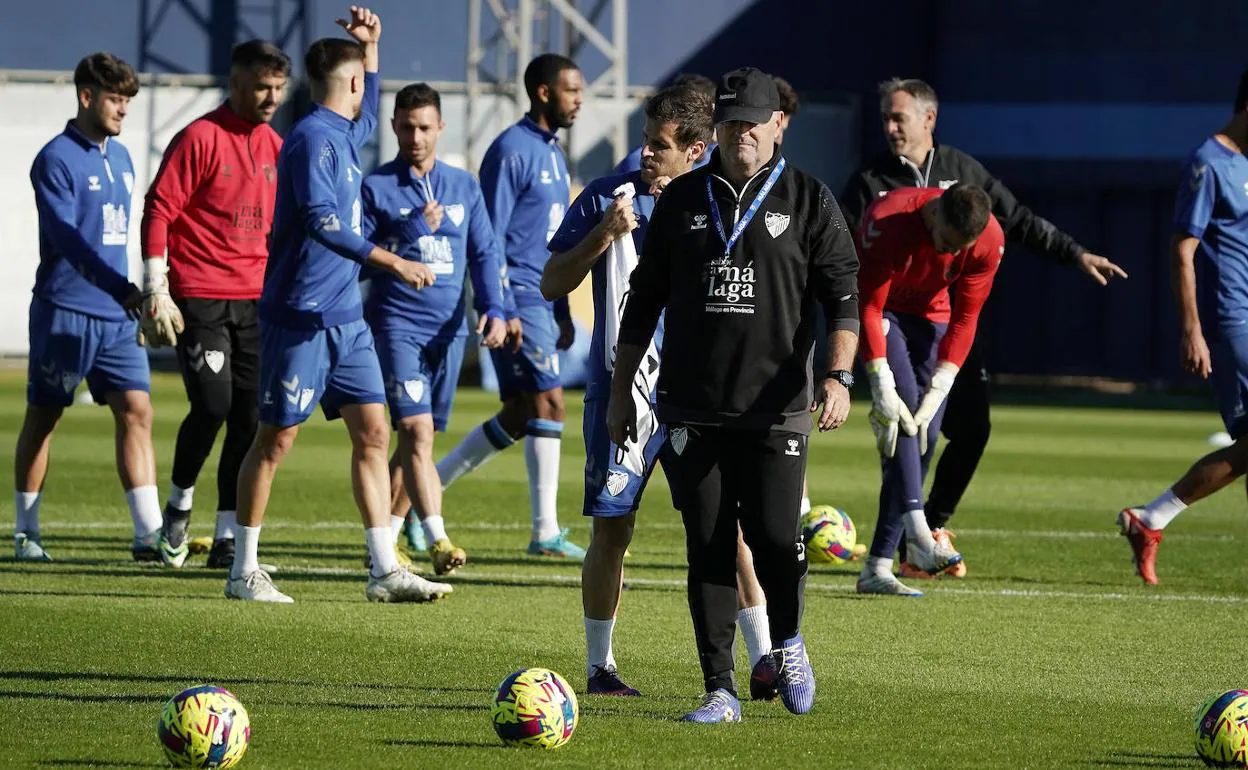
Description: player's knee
591,516,634,554
396,417,435,457
353,419,391,456
192,387,233,426
533,389,565,422
256,425,297,463
21,405,64,438
496,399,531,438
1228,437,1248,474
117,398,154,435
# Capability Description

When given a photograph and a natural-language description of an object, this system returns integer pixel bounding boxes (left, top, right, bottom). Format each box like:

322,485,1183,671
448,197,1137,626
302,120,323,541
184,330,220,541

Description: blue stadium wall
4,0,1246,383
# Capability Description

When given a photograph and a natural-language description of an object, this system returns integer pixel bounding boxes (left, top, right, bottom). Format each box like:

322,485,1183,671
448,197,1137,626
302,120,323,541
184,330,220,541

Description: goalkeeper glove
913,361,960,454
865,358,916,458
140,258,185,348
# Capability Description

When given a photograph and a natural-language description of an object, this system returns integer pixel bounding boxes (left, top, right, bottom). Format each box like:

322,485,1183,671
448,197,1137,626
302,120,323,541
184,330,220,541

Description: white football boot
906,536,963,575
365,567,453,603
15,532,52,562
855,572,924,597
225,569,294,603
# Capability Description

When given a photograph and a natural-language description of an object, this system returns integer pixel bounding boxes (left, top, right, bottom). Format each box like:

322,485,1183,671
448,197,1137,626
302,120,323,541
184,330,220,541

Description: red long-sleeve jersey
141,104,281,299
857,187,1004,367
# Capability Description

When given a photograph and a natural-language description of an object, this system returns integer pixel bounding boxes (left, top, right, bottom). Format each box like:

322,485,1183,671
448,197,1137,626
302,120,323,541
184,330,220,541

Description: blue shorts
375,331,466,431
490,302,561,399
27,297,150,407
257,319,386,428
582,398,666,517
1209,328,1248,438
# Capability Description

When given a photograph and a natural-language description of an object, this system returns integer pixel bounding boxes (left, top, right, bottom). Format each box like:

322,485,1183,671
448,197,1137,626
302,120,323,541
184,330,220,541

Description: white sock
902,509,934,549
366,526,398,577
585,616,617,675
214,511,236,540
525,420,563,542
1139,489,1188,530
422,514,448,544
799,496,811,516
166,483,194,512
865,555,893,578
389,515,405,544
15,491,41,535
125,485,163,538
232,524,261,579
436,417,514,489
738,604,772,665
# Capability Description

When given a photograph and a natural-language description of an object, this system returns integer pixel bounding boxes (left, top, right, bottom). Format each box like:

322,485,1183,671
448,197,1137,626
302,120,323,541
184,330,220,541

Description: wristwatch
825,369,855,389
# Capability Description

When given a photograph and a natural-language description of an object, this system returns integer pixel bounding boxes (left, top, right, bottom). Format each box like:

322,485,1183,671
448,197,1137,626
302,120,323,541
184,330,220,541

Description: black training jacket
618,150,860,435
840,144,1085,265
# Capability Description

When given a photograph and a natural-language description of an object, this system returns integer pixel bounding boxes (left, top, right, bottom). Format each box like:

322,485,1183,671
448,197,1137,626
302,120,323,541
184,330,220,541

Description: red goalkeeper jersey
141,104,281,299
857,187,1004,367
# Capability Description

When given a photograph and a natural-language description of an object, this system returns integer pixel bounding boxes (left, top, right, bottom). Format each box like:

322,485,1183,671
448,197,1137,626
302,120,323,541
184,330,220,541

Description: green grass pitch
0,371,1244,768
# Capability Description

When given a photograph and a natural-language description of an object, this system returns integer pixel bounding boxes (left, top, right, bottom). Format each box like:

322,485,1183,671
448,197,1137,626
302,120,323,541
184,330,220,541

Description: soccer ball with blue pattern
491,667,578,749
157,685,250,768
1195,689,1248,768
801,505,857,564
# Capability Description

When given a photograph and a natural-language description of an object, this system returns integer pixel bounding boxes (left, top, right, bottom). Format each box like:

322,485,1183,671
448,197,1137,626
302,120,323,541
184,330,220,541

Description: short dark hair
304,38,364,83
232,40,291,76
74,52,139,97
774,75,799,117
878,77,939,112
668,73,717,101
1236,68,1248,114
644,85,714,149
940,183,993,241
394,82,441,114
523,53,578,101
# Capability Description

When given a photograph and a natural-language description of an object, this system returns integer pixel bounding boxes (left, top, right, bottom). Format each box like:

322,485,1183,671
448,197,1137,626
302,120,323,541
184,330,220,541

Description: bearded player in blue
227,6,451,603
361,82,508,576
435,54,587,558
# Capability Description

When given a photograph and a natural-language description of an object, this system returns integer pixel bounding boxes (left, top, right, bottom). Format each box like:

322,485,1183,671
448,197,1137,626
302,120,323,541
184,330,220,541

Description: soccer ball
801,505,857,564
1195,690,1248,768
157,685,250,768
491,668,579,749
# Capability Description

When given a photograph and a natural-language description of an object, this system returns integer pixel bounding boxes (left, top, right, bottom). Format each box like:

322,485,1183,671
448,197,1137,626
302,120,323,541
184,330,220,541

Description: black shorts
175,298,259,394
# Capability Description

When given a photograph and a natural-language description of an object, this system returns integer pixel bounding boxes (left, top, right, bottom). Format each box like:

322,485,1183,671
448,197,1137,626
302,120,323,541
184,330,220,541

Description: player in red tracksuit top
140,40,290,569
855,184,1004,596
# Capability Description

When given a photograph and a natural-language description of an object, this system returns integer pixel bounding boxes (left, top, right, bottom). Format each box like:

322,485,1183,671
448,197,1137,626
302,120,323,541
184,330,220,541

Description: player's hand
556,318,575,350
392,259,435,290
477,314,507,349
606,390,638,447
122,287,143,320
811,377,850,432
648,175,673,199
602,195,638,240
865,359,916,458
1182,329,1213,379
336,6,381,43
422,200,444,233
1077,252,1128,286
505,318,524,352
912,361,959,454
140,291,185,348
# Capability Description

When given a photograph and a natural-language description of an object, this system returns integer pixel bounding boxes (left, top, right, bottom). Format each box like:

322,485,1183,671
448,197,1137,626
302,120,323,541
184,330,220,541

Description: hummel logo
691,214,708,231
785,438,801,457
717,93,736,101
88,176,101,191
281,374,299,392
282,375,314,412
187,343,204,372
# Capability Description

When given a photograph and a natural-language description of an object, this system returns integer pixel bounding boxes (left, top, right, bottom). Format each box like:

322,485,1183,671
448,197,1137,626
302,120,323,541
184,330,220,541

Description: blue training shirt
547,169,663,401
261,72,380,330
478,115,571,321
612,142,714,174
30,121,139,321
362,157,506,342
1175,136,1248,338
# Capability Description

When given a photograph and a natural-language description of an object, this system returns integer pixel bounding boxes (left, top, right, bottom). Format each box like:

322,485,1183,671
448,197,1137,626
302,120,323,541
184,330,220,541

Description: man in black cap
607,66,860,723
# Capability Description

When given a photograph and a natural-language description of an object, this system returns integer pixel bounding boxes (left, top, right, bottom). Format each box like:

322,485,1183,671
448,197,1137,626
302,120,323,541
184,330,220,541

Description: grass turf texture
0,371,1244,768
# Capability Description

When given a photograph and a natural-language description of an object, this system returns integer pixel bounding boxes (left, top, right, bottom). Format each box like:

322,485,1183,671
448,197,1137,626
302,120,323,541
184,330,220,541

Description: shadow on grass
39,761,165,768
0,588,211,601
383,738,504,750
1088,752,1196,767
0,689,165,705
0,670,492,696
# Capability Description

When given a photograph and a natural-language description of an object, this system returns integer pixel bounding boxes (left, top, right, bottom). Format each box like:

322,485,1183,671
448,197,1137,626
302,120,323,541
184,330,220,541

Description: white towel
603,182,660,476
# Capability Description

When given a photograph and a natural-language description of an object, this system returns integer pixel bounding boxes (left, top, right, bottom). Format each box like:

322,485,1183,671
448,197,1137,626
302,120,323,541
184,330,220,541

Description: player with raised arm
15,53,166,563
855,184,1003,596
1116,68,1248,585
141,40,291,569
361,82,507,575
434,54,586,559
226,6,450,603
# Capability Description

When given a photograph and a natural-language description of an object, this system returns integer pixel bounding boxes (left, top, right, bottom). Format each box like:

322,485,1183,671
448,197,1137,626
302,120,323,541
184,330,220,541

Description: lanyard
704,157,785,256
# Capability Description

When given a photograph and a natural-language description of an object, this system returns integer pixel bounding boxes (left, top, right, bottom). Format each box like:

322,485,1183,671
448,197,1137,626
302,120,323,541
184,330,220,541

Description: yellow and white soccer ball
157,685,250,768
1195,689,1248,768
801,505,860,564
491,667,579,749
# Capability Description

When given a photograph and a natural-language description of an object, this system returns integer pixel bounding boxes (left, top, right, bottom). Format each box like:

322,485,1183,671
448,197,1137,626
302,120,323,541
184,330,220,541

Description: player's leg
419,337,468,573
665,425,741,722
735,534,774,700
737,430,813,715
526,384,581,556
13,403,63,561
924,341,990,529
434,339,527,489
326,321,450,603
208,299,261,568
163,299,233,567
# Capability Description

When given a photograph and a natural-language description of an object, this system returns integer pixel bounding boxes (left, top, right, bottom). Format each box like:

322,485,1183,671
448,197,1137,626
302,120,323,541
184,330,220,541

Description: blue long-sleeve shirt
478,115,571,322
261,72,379,329
30,121,139,321
362,158,506,343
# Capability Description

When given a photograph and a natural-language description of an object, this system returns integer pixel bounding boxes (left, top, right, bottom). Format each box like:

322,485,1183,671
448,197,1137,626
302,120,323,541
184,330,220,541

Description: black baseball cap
713,67,780,124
